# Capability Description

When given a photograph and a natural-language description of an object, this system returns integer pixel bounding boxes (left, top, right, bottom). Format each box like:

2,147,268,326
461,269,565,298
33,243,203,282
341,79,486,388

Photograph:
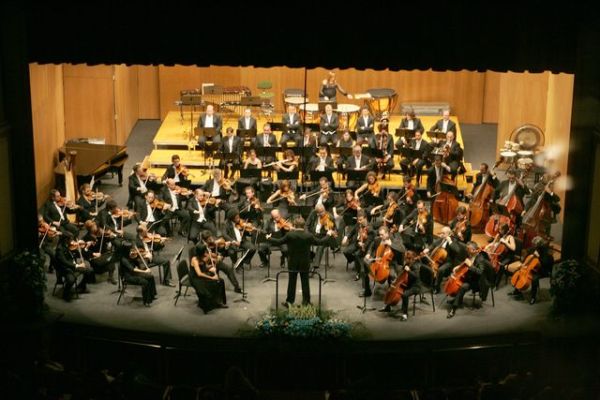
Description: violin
367,182,380,197
174,186,193,197
199,197,219,207
68,239,88,251
511,253,541,291
129,247,150,261
383,202,399,225
219,177,235,192
84,191,108,202
112,208,136,218
150,199,167,209
143,232,167,244
358,225,369,245
399,184,415,205
248,196,263,211
271,188,296,205
175,164,191,177
319,213,336,234
453,218,467,237
416,208,429,233
39,221,61,238
369,242,393,284
236,219,261,233
57,196,80,210
276,218,293,231
207,237,231,249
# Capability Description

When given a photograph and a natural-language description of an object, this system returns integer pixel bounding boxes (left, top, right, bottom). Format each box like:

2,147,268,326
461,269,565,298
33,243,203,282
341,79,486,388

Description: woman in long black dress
189,244,227,313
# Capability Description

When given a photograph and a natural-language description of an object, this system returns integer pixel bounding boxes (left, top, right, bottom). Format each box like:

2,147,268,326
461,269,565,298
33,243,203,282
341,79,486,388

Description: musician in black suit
128,164,156,206
493,169,530,227
220,127,243,179
187,189,219,242
449,206,472,243
299,177,335,211
280,104,302,146
363,225,405,297
308,146,335,176
134,225,173,286
160,178,191,236
447,241,492,319
341,211,375,284
236,186,263,226
426,156,458,198
430,109,457,134
76,183,105,222
267,216,335,306
397,109,425,135
524,177,561,236
379,249,425,320
134,191,168,237
253,123,278,165
118,241,157,306
55,233,95,302
470,163,499,194
98,200,135,240
305,204,336,270
370,128,395,176
345,145,372,189
319,104,339,145
222,210,257,271
426,226,468,294
202,168,234,200
258,209,290,269
237,108,257,131
41,189,79,236
356,107,375,143
433,131,463,177
197,104,222,148
399,200,433,252
161,154,191,188
398,130,432,181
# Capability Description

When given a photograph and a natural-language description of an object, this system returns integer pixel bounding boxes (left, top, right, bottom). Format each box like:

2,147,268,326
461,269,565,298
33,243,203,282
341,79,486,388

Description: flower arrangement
250,304,366,340
0,250,47,320
550,259,586,315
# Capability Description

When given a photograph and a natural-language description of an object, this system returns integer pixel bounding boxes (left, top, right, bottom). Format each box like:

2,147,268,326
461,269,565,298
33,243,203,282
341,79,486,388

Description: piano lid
58,142,128,176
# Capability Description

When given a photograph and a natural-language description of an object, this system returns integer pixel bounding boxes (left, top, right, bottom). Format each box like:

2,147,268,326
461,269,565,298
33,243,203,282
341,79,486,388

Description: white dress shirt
211,181,221,197
407,120,414,130
244,117,251,130
205,115,214,128
442,120,449,133
54,202,65,221
145,203,155,222
196,200,206,223
169,190,179,211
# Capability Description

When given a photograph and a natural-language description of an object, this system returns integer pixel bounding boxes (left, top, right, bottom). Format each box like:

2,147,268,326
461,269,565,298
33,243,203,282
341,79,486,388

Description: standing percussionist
197,104,222,148
319,71,352,102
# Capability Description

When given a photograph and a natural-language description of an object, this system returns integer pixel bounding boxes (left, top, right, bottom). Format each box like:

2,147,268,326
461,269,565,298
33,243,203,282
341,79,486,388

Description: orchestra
38,104,564,322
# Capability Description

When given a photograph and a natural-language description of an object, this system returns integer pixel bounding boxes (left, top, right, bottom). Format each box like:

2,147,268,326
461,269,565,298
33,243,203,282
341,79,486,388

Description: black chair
174,260,193,306
52,269,79,299
469,264,496,308
116,262,142,305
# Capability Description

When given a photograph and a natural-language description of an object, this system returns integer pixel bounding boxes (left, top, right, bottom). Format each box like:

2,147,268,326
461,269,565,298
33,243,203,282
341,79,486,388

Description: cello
468,161,500,230
432,175,459,225
510,253,541,291
369,242,393,284
485,169,529,237
444,257,474,296
421,239,448,278
485,233,508,272
383,267,410,307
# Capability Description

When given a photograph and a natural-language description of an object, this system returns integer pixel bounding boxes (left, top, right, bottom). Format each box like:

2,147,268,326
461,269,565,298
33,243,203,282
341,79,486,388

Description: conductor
267,215,336,306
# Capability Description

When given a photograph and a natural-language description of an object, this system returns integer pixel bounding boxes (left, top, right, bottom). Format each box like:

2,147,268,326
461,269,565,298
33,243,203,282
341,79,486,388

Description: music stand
233,249,252,303
269,122,285,132
198,127,217,140
400,147,422,160
304,123,320,132
276,170,299,182
363,148,384,160
236,128,257,139
395,128,416,140
287,205,313,220
240,168,262,180
256,146,279,164
426,130,447,141
309,170,334,185
346,169,368,183
203,142,221,171
330,146,353,160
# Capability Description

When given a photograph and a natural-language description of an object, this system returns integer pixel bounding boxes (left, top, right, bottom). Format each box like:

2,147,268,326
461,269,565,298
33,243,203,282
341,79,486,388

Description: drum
335,104,360,131
365,88,398,119
284,97,309,106
517,150,534,157
500,150,517,163
511,142,521,152
299,103,319,122
517,157,534,169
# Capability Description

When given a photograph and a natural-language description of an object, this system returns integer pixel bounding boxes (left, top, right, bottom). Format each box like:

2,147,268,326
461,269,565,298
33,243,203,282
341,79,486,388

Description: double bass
521,172,561,247
432,175,459,225
510,253,541,291
485,169,529,238
468,161,500,229
369,242,393,284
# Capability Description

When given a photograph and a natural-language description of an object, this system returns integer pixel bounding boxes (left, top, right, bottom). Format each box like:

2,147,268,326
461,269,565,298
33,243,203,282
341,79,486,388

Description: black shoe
234,287,243,294
359,291,372,298
508,289,519,296
433,288,440,295
143,302,151,307
163,281,176,287
332,247,341,254
281,302,290,309
353,274,361,281
379,305,391,312
447,308,456,319
529,297,537,305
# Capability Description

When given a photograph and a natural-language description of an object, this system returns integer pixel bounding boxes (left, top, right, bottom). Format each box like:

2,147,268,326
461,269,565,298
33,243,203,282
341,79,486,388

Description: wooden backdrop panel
114,64,139,144
483,71,500,123
137,65,159,119
29,63,66,208
63,64,116,143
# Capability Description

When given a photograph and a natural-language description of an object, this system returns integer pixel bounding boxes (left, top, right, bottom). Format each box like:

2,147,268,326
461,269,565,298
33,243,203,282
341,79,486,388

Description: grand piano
54,141,129,188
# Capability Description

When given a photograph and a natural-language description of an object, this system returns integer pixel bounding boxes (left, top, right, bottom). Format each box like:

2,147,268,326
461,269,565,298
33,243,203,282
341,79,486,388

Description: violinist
98,200,135,242
187,189,219,243
203,168,234,199
508,236,554,305
162,154,192,188
334,189,360,235
446,241,492,319
38,214,59,273
398,177,419,215
219,127,242,179
398,130,431,182
237,186,263,226
341,210,374,283
306,204,337,270
135,191,168,237
188,243,227,313
379,249,424,320
433,131,463,177
363,226,404,298
258,209,291,269
300,177,334,211
55,232,94,302
160,178,191,237
319,103,339,145
426,226,468,294
200,231,243,294
76,183,107,222
41,189,80,236
399,200,433,251
449,206,472,243
267,179,296,215
222,210,258,274
134,225,174,287
354,171,383,210
118,241,157,307
370,121,394,178
370,191,403,230
128,164,153,205
82,220,116,284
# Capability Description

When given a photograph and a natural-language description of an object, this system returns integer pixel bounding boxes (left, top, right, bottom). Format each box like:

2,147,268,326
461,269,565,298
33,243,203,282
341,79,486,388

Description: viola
511,253,541,291
383,268,410,306
369,242,393,284
319,213,336,234
276,218,293,231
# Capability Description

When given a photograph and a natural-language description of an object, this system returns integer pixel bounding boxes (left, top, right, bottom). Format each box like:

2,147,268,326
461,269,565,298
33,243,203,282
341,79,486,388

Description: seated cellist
379,249,424,321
